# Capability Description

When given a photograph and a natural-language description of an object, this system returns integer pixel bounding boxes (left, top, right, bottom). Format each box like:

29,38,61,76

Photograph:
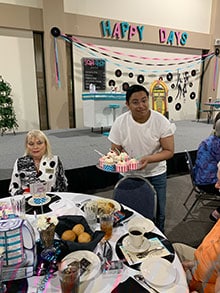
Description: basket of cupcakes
97,149,140,173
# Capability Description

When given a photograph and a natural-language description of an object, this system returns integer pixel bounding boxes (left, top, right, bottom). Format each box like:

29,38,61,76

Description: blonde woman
9,130,68,195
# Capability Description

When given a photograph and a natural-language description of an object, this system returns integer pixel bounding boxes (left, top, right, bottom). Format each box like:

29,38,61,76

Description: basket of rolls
55,215,105,254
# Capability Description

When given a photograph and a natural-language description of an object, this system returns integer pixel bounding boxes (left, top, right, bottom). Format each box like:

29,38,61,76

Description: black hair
126,84,149,103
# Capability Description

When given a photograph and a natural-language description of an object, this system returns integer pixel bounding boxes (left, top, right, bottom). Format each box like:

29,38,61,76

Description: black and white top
9,155,68,195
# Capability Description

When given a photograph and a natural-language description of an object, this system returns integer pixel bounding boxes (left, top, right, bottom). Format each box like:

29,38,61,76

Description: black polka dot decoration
108,80,115,87
171,84,175,89
43,161,46,166
49,175,53,180
168,96,173,103
190,92,196,100
166,73,173,81
15,173,19,177
137,74,144,84
115,69,122,77
50,161,56,168
20,172,25,178
128,72,133,78
175,103,181,111
122,82,129,91
191,69,196,77
13,182,19,189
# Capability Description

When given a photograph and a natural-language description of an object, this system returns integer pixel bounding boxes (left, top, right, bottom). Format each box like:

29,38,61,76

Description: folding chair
113,174,157,222
183,150,219,221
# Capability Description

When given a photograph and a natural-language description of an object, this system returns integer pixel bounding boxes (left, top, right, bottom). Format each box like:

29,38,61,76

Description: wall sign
159,28,188,46
100,20,144,41
83,58,106,90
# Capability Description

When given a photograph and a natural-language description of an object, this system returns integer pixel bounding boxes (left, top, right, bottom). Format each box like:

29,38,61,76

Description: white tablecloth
2,192,189,293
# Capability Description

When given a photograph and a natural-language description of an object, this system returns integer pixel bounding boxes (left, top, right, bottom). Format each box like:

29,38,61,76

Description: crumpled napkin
111,277,150,293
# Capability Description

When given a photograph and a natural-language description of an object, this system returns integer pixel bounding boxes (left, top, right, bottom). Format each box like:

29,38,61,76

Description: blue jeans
147,172,167,233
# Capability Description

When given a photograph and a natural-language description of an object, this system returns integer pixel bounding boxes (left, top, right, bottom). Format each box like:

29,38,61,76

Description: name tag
46,168,54,174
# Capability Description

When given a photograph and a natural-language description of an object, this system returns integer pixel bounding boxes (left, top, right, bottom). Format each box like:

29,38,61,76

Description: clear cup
84,201,98,231
100,213,114,240
58,260,80,293
10,194,26,218
29,182,49,204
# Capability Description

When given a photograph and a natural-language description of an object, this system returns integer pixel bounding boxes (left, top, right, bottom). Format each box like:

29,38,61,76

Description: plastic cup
10,194,26,218
84,201,98,231
100,213,114,240
58,260,80,293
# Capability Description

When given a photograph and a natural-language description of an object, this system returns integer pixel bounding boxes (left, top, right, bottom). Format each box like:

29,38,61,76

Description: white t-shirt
108,110,176,177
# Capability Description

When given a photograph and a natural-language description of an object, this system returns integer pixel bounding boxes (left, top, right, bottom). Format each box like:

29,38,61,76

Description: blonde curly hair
24,129,52,157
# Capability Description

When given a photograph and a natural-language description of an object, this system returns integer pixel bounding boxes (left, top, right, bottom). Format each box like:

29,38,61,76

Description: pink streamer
62,34,209,62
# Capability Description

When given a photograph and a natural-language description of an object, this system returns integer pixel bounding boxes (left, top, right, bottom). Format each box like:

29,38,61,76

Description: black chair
113,174,157,222
183,150,219,221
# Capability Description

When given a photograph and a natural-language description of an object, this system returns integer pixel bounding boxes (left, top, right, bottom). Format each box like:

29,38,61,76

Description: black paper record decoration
137,74,144,84
115,69,122,77
190,92,196,99
168,96,173,103
166,73,173,81
122,82,129,91
191,69,196,77
108,80,116,87
175,103,181,111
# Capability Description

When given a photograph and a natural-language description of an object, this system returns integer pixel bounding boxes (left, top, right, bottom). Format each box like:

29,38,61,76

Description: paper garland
51,28,216,89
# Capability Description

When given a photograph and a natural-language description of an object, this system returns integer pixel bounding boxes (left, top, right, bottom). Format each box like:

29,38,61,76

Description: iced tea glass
100,213,114,240
58,260,80,293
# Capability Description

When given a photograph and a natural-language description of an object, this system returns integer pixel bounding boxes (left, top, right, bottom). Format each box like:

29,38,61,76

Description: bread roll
78,232,92,243
72,224,85,236
61,230,76,241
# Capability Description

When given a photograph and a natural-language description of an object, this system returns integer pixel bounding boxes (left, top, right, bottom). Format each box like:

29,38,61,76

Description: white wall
0,0,214,131
0,28,39,132
0,0,42,8
64,0,212,34
73,38,202,127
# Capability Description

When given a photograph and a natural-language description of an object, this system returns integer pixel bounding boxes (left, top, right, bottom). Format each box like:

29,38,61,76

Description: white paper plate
140,257,176,287
61,250,101,282
128,216,155,232
28,195,51,206
122,235,150,253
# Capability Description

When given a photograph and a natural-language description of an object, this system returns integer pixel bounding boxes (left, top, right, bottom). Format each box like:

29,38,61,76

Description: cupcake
103,157,115,172
116,160,128,173
129,158,139,170
107,150,117,160
120,151,129,161
114,155,122,163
